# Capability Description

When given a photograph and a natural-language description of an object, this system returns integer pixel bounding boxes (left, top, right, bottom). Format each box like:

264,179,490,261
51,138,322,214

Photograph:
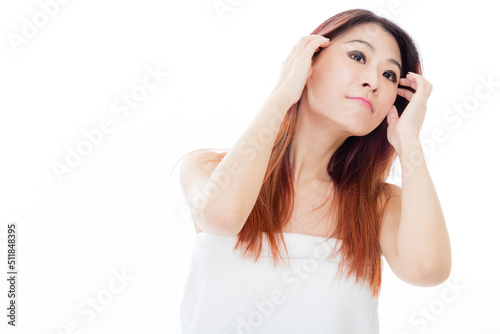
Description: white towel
180,231,381,334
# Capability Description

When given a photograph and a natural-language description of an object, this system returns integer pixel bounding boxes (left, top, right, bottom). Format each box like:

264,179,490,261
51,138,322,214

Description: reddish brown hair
174,9,422,297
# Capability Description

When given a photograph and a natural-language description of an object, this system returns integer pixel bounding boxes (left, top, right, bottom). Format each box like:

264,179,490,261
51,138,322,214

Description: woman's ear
307,67,314,85
308,54,322,85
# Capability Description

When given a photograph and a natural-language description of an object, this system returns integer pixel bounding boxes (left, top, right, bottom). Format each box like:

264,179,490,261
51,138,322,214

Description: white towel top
180,231,382,334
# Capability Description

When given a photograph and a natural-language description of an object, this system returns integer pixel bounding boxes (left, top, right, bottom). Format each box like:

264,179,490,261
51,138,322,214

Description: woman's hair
173,8,422,297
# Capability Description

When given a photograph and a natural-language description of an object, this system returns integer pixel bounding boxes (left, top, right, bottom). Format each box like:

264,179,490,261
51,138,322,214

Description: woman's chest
281,184,338,238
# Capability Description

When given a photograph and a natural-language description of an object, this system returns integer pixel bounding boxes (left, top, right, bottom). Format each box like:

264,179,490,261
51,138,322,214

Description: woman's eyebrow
344,39,402,76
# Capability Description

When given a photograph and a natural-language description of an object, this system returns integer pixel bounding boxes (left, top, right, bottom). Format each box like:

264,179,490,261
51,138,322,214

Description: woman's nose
361,70,379,93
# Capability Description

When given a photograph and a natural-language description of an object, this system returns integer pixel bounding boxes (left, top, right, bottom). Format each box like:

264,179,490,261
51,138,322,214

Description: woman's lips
347,97,373,112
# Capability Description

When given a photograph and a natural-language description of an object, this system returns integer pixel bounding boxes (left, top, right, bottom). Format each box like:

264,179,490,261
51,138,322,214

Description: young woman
177,8,451,334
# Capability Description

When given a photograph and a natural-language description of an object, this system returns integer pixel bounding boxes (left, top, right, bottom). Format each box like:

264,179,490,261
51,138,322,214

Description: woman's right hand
270,35,330,108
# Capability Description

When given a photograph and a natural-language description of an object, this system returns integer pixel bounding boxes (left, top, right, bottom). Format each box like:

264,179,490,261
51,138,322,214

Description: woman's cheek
384,91,398,111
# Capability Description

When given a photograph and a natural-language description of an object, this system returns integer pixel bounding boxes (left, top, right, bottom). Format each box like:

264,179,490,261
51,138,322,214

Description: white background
1,0,499,333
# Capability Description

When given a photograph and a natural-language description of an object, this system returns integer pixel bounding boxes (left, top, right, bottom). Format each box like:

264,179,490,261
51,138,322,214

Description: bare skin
192,22,451,286
289,22,401,185
194,23,402,239
283,22,402,237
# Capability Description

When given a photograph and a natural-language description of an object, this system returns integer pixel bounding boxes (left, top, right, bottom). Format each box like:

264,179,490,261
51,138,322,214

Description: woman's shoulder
377,182,402,217
384,182,402,196
184,149,220,171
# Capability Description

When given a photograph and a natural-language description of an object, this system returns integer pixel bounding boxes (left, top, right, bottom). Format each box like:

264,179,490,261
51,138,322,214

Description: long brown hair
173,9,422,297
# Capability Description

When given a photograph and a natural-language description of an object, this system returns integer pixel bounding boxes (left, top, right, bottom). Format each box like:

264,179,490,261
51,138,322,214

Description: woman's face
305,22,402,136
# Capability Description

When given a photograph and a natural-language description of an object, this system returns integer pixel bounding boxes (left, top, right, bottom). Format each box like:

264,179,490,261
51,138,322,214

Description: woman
177,8,452,334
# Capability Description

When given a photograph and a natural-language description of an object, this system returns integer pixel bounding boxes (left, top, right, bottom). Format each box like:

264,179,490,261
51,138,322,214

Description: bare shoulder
182,149,219,173
179,149,222,235
385,182,402,198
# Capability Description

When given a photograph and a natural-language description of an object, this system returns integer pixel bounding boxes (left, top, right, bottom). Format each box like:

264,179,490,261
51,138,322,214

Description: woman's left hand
386,72,433,153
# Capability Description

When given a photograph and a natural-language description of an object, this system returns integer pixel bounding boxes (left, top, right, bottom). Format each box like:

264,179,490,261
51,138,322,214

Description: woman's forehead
335,23,401,61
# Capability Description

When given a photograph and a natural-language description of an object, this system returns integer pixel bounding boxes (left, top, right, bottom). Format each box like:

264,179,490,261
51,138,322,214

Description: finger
399,78,417,91
397,88,414,100
295,38,329,64
287,36,315,60
306,35,330,53
312,37,330,53
282,35,327,72
296,35,329,56
409,72,433,96
387,105,399,125
407,72,433,98
405,72,428,88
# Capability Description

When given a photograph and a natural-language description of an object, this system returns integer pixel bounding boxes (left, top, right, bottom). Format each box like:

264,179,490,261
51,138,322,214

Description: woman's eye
384,71,397,83
349,51,365,63
348,51,397,83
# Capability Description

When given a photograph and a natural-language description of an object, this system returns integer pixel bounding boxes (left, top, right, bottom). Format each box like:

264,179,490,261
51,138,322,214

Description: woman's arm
380,139,452,286
198,35,330,236
382,72,452,286
200,94,291,235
